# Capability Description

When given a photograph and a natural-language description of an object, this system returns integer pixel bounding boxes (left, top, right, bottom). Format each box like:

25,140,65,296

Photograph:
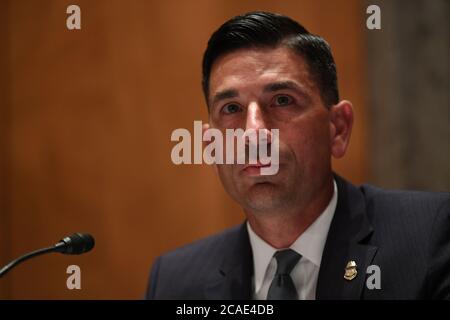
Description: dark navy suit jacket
146,175,450,299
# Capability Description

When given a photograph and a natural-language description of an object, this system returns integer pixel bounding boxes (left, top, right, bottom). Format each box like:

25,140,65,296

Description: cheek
216,165,238,192
282,116,331,166
216,164,230,180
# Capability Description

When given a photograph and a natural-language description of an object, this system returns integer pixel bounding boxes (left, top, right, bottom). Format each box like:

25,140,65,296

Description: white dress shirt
247,179,338,300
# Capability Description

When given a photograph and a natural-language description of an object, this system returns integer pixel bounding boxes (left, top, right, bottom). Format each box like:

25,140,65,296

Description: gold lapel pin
344,260,358,281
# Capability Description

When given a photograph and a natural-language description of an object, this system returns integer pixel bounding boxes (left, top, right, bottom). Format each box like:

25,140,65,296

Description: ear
202,122,219,176
329,100,353,159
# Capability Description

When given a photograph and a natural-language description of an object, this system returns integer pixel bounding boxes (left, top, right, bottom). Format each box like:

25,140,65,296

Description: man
146,11,450,299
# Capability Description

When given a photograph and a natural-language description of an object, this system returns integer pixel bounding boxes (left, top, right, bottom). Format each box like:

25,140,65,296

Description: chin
242,182,288,212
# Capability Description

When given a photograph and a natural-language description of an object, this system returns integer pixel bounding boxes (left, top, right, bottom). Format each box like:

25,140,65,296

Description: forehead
209,47,315,97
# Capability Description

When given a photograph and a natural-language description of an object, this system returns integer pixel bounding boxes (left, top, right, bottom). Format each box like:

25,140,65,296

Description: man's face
207,47,334,214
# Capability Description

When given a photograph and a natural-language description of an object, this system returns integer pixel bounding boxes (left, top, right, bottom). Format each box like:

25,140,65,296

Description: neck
246,176,334,249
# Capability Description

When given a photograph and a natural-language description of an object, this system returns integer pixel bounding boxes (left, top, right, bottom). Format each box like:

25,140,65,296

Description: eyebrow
211,89,239,105
264,80,312,103
210,81,309,107
263,81,303,94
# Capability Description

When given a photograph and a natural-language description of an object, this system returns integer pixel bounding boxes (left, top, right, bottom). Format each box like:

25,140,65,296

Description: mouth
242,163,273,176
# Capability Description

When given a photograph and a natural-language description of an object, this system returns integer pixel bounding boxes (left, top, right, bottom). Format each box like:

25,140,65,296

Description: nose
245,102,272,144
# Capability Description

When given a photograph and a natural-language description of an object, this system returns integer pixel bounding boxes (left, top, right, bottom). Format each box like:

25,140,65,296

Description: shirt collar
247,179,338,292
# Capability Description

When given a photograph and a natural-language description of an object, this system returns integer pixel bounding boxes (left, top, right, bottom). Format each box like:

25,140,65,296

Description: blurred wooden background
0,0,369,299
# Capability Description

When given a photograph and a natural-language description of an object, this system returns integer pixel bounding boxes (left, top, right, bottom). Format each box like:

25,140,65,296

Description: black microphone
0,233,95,278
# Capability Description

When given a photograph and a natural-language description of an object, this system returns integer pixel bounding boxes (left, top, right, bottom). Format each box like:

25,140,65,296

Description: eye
273,95,293,106
222,103,242,114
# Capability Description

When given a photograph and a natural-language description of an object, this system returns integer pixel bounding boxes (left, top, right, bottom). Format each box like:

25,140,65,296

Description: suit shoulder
355,184,450,298
358,183,450,241
146,224,246,299
359,183,450,214
160,223,244,261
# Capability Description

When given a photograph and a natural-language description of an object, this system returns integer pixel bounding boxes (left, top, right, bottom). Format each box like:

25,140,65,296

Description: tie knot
273,249,301,275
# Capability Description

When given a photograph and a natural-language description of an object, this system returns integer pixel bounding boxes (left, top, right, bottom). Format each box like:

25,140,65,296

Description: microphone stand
0,242,65,278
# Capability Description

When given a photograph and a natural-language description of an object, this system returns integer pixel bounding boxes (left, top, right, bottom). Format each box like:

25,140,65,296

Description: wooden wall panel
0,0,12,300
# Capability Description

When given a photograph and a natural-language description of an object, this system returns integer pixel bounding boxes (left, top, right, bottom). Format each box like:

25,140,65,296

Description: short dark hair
202,11,339,108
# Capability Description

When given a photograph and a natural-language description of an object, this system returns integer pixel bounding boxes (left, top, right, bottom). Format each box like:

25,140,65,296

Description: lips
243,163,271,170
242,163,272,175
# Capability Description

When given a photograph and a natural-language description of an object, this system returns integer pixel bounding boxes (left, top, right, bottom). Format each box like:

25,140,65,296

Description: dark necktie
267,249,301,300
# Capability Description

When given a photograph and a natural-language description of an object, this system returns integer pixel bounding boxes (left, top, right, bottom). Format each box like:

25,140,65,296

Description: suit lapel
316,175,378,299
204,223,253,299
